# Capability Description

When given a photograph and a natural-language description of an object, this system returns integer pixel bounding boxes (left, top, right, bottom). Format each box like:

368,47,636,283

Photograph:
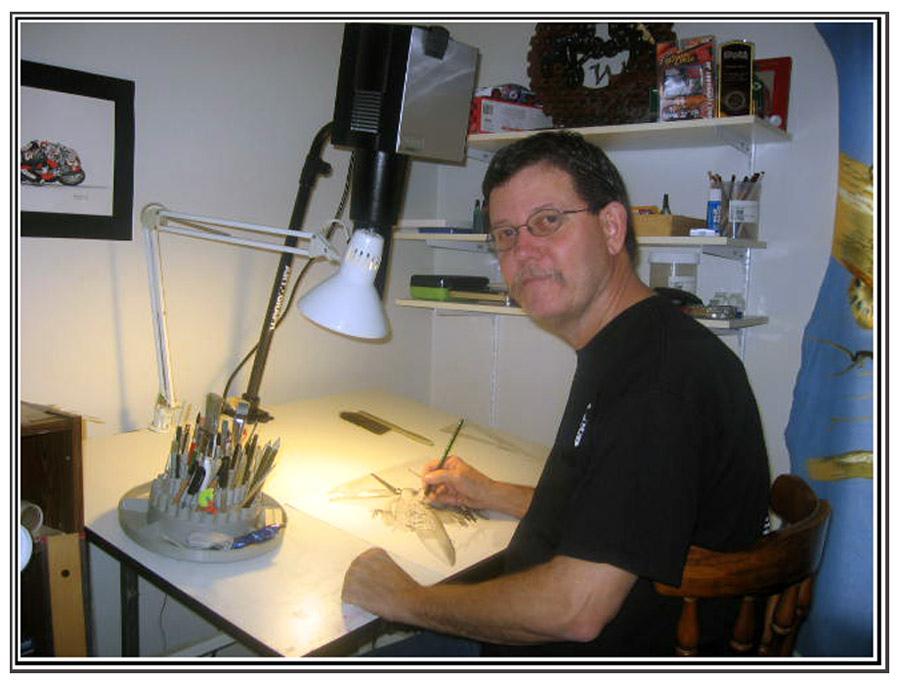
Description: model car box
469,96,553,134
657,37,716,122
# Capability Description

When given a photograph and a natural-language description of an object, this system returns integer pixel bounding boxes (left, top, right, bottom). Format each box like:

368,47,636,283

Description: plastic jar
649,252,699,293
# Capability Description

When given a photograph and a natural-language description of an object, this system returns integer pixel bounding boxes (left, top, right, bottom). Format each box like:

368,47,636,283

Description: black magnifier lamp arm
240,122,334,424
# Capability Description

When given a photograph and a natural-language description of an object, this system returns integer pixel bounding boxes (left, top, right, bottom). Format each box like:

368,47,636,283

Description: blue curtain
785,23,874,657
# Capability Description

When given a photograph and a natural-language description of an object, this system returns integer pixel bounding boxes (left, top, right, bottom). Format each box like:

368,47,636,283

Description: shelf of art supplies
393,224,768,330
396,114,783,334
467,115,791,157
394,228,767,259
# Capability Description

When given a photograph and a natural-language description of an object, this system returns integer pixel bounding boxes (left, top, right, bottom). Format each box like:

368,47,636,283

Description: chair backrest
654,474,831,656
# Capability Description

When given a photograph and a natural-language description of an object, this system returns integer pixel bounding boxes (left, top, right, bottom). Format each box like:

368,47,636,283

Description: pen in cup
425,418,465,496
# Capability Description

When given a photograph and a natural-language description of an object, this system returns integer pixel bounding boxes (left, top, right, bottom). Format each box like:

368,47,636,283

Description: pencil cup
727,181,761,239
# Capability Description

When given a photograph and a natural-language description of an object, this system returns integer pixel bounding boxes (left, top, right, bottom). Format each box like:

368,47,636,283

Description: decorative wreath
527,23,676,127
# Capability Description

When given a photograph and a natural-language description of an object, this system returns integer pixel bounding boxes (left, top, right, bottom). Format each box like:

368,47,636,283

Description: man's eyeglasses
488,207,589,252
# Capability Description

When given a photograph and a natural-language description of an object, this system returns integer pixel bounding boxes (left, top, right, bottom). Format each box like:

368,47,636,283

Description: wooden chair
654,474,831,656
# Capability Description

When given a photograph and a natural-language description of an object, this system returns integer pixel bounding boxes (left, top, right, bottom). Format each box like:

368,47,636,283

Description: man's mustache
511,266,562,293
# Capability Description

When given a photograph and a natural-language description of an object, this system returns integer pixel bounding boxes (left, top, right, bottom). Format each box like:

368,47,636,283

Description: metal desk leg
120,564,139,656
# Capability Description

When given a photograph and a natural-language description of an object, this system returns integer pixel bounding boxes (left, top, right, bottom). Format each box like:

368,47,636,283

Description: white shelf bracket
426,239,492,253
702,245,748,261
714,126,753,157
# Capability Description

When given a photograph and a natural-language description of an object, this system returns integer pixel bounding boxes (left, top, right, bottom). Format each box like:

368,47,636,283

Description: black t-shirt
484,295,770,657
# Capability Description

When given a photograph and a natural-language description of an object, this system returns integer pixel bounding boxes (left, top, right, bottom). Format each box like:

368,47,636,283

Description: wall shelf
395,298,527,316
396,116,784,346
395,298,767,331
394,231,768,329
394,230,766,252
394,231,489,249
699,315,769,330
467,115,791,156
394,231,485,242
639,236,766,250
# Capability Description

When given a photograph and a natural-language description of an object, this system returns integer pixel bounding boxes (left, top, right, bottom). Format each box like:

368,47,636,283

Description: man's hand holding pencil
422,454,497,510
422,419,536,520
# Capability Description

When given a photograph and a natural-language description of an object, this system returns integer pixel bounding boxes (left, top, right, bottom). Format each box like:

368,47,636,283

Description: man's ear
600,202,629,256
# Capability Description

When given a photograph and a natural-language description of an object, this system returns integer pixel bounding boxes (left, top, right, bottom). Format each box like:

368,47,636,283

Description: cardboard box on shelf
634,214,706,237
469,97,554,134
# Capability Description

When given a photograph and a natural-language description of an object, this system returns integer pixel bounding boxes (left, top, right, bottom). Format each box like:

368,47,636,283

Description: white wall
19,16,840,494
19,21,436,440
17,18,844,655
19,19,439,656
426,21,839,480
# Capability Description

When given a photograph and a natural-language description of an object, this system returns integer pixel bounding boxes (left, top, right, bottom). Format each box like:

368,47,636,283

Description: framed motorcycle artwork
19,61,134,240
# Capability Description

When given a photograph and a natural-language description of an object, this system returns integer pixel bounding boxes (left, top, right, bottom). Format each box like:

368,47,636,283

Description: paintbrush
251,439,279,487
241,439,280,507
204,393,223,442
166,425,182,476
232,400,250,455
243,433,261,485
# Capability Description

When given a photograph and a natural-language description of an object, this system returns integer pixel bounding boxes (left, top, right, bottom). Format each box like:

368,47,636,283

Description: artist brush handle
216,456,231,488
185,463,206,500
173,474,192,505
241,433,259,485
240,467,267,506
204,393,223,436
240,445,256,486
242,442,280,506
180,423,191,456
247,448,273,491
254,441,280,486
230,444,244,480
164,425,181,476
240,466,274,507
232,400,250,445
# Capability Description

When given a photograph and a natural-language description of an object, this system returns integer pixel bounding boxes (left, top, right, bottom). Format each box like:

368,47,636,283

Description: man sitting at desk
341,131,771,657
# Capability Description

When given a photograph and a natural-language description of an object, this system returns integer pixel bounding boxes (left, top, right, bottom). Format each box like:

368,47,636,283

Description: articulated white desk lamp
123,22,476,561
142,201,389,433
128,200,389,561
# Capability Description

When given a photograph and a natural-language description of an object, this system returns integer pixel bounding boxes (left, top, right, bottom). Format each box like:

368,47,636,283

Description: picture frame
753,57,792,131
19,60,135,240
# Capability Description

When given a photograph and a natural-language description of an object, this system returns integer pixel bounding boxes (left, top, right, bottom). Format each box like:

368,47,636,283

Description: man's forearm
487,480,534,519
403,563,579,644
396,556,634,646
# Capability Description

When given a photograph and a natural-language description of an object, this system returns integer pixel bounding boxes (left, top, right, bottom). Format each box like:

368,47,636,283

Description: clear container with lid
648,252,699,293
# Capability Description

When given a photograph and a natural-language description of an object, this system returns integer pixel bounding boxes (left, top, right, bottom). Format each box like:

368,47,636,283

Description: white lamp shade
297,228,389,339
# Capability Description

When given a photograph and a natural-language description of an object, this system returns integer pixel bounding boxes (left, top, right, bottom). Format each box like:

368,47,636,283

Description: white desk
84,390,548,657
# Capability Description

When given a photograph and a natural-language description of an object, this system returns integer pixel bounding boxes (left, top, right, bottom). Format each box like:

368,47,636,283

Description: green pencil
425,418,464,497
438,418,465,469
